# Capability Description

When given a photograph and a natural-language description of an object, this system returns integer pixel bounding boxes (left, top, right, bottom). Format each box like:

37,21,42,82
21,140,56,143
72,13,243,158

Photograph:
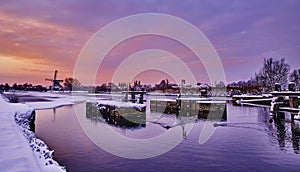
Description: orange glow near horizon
1,1,299,86
0,10,85,85
0,55,70,85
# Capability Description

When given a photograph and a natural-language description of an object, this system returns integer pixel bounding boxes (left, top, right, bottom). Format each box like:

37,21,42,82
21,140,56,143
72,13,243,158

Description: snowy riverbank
3,91,88,110
0,94,66,171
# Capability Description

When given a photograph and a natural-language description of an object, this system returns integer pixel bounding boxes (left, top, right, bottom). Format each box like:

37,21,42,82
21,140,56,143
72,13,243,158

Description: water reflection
35,103,300,171
291,121,300,154
85,100,300,154
269,113,300,154
149,112,198,139
52,108,56,122
239,106,300,154
215,105,300,155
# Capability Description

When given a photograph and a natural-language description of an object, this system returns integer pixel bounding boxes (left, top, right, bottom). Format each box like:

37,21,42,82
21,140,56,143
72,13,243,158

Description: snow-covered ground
0,91,113,171
3,91,89,110
0,91,101,171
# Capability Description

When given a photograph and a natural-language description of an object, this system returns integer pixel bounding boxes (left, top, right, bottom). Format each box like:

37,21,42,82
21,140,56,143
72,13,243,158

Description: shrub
9,95,20,103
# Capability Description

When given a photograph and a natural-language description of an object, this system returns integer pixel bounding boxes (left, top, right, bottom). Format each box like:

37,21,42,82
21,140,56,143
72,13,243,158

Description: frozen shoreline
0,93,67,171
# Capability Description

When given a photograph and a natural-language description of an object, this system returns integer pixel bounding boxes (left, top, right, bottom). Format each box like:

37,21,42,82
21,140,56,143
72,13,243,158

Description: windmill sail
45,70,63,91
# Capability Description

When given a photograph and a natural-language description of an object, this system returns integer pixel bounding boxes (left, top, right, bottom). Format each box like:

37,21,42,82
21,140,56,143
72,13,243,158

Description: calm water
35,101,300,172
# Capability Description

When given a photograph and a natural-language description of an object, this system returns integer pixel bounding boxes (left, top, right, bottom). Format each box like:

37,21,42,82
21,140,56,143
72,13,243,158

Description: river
35,100,300,172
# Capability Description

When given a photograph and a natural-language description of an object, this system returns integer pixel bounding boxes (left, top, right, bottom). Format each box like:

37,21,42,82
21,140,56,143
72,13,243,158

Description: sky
0,0,299,86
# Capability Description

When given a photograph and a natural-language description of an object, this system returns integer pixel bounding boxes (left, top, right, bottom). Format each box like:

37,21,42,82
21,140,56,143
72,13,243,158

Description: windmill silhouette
45,70,64,91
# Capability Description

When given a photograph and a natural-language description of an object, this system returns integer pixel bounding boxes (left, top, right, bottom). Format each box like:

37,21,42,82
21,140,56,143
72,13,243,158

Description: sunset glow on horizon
1,0,300,86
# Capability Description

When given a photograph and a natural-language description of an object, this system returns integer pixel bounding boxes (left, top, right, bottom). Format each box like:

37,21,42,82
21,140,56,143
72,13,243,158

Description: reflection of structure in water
270,112,300,154
149,112,197,139
274,113,286,149
86,101,146,128
291,121,300,154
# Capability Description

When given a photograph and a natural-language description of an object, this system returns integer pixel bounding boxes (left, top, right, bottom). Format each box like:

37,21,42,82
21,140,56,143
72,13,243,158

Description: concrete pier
196,101,227,121
86,101,146,127
150,98,227,121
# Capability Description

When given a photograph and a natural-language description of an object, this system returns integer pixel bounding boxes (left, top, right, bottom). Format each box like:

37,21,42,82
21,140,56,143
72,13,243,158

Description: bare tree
289,69,300,90
64,78,81,91
255,58,290,92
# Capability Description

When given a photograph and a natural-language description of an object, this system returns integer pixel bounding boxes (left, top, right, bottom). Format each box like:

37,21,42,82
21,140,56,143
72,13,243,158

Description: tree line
1,57,299,95
228,57,300,94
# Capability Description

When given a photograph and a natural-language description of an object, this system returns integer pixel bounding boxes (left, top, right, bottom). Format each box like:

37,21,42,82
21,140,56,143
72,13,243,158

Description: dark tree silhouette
289,69,300,90
64,78,81,91
254,58,290,92
4,83,10,91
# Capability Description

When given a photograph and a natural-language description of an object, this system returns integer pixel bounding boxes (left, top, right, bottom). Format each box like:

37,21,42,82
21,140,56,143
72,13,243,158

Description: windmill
45,70,64,91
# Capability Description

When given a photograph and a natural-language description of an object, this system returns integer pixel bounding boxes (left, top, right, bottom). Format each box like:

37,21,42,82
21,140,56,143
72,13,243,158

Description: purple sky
0,0,299,85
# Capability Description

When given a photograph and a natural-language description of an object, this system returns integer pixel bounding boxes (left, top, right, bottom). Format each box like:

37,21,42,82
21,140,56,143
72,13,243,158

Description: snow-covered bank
4,91,105,110
0,94,65,172
4,91,78,109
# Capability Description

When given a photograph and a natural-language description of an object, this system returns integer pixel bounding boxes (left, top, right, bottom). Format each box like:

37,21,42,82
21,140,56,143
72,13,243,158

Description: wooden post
289,96,299,108
288,82,296,91
138,88,145,104
223,104,227,121
201,87,208,97
130,88,135,102
291,113,295,121
139,93,144,104
275,83,281,92
276,112,285,119
124,92,128,102
189,100,192,115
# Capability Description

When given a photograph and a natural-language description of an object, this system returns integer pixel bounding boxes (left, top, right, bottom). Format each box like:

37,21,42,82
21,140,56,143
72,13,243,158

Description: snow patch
88,100,146,110
0,95,65,172
14,111,66,172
